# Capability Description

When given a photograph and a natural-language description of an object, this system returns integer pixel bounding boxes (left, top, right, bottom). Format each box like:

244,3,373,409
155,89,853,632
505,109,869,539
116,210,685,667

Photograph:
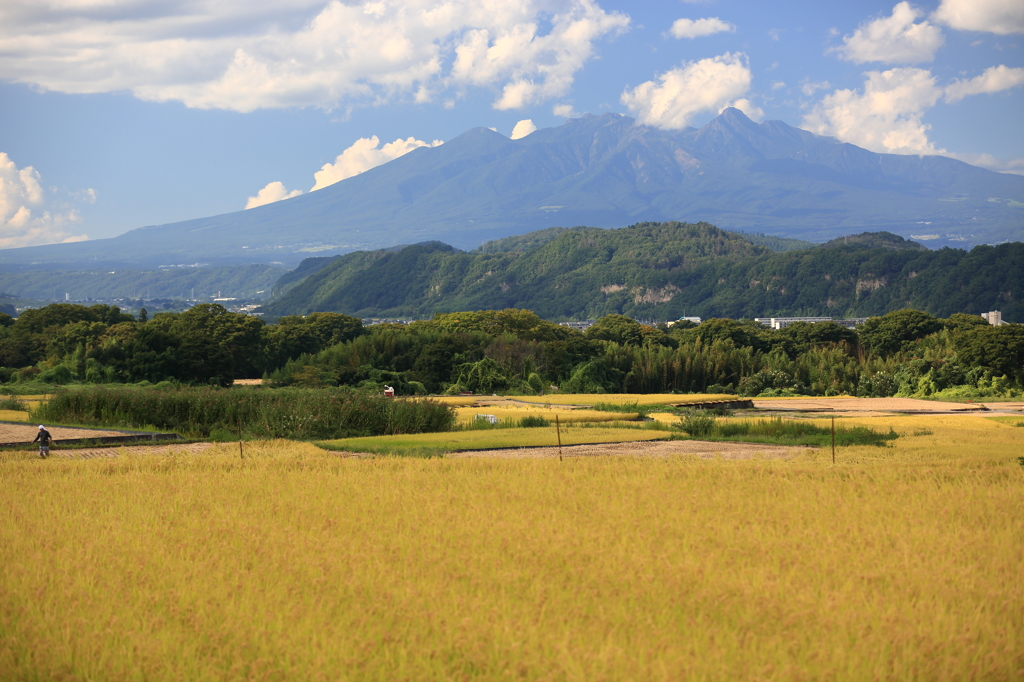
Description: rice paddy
1,395,1021,680
454,405,636,425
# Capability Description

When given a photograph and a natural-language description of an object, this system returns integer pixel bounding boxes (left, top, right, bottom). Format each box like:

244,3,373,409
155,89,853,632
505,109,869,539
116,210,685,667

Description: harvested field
448,439,806,459
753,396,991,413
0,422,129,443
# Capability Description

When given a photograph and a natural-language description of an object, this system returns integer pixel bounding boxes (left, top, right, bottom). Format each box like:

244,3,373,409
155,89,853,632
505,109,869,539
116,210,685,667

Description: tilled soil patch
0,423,129,443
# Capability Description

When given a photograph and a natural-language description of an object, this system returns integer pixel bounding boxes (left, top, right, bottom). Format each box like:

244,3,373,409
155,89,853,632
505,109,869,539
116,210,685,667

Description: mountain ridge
2,109,1022,269
258,222,1023,322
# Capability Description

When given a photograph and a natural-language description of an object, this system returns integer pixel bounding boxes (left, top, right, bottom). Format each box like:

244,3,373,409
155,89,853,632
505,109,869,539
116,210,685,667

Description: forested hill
259,222,1023,321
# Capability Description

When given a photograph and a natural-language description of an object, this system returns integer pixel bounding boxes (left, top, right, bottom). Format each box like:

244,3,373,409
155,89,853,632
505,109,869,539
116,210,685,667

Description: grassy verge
674,415,899,448
315,426,670,457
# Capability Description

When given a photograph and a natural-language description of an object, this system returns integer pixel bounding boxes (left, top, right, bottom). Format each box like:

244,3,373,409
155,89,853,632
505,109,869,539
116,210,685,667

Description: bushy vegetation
32,386,455,440
2,300,1022,402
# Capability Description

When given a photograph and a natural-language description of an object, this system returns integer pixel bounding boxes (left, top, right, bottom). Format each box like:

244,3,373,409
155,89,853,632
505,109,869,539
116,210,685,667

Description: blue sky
1,0,1022,249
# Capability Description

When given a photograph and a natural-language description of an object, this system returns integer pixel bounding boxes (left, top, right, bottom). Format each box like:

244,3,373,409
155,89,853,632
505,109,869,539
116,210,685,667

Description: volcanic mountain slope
3,108,1022,269
259,222,1023,322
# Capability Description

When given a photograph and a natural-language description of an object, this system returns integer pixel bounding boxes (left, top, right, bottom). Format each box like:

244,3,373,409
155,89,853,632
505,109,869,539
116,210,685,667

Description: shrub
519,416,550,428
681,412,717,437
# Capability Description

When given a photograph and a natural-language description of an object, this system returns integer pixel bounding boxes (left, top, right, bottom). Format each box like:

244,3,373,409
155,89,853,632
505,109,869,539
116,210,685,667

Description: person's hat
38,425,44,429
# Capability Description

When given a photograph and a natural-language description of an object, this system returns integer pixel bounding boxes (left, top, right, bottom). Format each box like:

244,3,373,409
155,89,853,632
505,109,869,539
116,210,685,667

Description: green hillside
261,222,1023,321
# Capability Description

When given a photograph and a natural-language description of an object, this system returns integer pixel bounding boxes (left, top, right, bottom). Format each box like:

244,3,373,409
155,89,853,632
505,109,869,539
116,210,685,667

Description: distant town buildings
981,311,1005,326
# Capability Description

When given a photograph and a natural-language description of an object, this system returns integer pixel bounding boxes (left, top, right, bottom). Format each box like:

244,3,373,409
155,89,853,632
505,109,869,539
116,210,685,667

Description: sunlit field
454,405,637,425
1,409,1022,680
507,393,734,406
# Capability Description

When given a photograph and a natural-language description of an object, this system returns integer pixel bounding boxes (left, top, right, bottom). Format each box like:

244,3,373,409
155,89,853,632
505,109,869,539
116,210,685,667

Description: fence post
831,416,835,465
237,417,244,459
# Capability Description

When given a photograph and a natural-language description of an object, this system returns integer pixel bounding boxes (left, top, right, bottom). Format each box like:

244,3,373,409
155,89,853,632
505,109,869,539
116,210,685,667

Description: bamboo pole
237,417,244,459
555,414,563,461
831,416,835,465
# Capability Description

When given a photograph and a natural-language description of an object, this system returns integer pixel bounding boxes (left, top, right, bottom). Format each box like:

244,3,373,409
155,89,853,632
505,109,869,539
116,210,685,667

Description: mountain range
2,108,1022,270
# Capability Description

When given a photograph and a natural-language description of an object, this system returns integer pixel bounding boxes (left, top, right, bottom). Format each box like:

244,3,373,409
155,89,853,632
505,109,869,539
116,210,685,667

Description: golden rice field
1,411,1022,680
0,409,29,422
454,405,636,425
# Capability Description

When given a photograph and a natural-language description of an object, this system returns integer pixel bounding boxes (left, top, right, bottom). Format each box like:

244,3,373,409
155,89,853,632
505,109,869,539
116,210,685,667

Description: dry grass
1,417,1022,680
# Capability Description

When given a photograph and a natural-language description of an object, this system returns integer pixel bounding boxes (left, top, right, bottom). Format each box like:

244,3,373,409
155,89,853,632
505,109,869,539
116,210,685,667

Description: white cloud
801,80,831,96
621,52,752,129
510,119,537,139
802,67,944,154
0,0,629,113
244,181,302,209
945,64,1024,102
311,135,442,191
933,0,1024,35
944,152,1024,175
553,103,577,117
771,81,786,90
832,2,944,64
669,17,735,39
0,152,89,248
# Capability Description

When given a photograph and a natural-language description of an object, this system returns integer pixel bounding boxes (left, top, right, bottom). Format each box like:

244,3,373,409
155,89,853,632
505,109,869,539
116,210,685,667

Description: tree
859,309,943,357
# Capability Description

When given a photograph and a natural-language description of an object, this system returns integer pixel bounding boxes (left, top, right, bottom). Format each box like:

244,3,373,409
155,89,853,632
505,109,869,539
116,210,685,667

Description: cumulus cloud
944,64,1024,102
510,119,538,139
668,17,735,39
832,2,944,64
311,135,442,191
553,103,578,117
802,67,944,154
0,0,629,113
933,0,1024,35
0,153,89,249
621,52,752,129
244,181,302,209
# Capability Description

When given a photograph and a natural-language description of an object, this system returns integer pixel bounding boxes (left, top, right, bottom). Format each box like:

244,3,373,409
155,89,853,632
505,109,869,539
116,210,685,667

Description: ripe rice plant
31,386,455,440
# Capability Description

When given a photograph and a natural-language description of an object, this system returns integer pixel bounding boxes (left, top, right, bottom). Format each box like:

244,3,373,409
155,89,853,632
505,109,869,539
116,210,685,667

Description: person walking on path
33,425,52,458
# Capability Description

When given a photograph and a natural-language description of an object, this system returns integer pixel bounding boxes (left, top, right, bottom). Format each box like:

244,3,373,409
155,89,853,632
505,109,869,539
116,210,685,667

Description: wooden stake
555,414,563,461
237,417,244,459
831,415,835,465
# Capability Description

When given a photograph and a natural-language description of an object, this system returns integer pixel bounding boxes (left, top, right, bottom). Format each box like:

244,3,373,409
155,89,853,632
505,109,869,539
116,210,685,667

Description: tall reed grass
32,386,455,439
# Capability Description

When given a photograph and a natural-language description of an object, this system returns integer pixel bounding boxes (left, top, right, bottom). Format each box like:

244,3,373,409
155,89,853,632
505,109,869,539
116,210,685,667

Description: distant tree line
1,303,1020,399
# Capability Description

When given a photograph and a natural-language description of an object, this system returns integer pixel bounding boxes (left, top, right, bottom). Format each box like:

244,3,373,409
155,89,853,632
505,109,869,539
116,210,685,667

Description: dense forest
259,222,1023,322
1,302,1021,400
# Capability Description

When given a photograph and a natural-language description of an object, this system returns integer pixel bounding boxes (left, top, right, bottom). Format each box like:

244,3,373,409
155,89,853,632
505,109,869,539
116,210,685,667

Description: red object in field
383,386,395,397
459,391,474,396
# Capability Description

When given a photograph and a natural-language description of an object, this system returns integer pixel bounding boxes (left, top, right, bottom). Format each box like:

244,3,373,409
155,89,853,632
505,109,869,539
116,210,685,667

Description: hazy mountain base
259,222,1022,322
0,264,285,302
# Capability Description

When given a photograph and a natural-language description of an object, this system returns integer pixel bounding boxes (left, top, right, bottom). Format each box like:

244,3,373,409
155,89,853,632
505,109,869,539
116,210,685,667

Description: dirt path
447,439,807,460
